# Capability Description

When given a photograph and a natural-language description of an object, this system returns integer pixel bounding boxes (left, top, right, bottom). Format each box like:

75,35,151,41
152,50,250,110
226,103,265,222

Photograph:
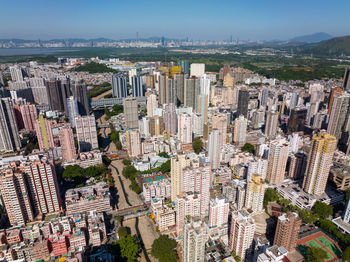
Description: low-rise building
65,182,111,216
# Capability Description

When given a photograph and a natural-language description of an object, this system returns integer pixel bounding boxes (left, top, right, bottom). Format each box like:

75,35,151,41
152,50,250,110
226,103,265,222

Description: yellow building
223,73,234,87
170,66,182,77
159,66,170,76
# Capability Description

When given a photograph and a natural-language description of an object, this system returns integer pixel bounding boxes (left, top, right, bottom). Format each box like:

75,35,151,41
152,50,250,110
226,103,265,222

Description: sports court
297,229,342,262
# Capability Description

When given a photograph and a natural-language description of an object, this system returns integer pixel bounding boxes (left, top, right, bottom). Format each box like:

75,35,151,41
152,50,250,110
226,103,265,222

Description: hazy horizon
2,0,350,41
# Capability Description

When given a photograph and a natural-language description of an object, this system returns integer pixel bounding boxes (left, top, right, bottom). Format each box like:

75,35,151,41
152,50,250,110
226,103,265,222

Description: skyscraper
229,209,256,260
266,137,289,185
208,129,222,170
124,97,139,129
0,98,21,152
302,132,337,195
327,92,350,140
163,103,177,134
290,92,299,108
158,74,167,105
182,163,211,216
184,77,200,109
208,196,229,228
233,115,247,145
212,113,227,145
22,159,61,215
146,94,157,117
177,60,189,75
72,82,89,116
59,125,77,162
75,115,98,152
66,96,79,127
112,73,127,98
46,78,66,111
287,107,307,134
342,67,350,90
174,73,185,105
237,88,249,118
190,63,205,77
131,75,144,97
0,169,34,226
196,94,208,130
171,154,191,201
274,212,302,251
126,129,142,157
178,113,192,144
176,192,201,235
183,217,208,262
35,115,55,151
20,103,38,131
245,174,266,214
265,111,279,137
260,88,269,108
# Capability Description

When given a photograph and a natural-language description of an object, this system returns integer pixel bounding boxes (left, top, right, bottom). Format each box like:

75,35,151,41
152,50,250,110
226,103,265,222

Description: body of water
0,48,79,56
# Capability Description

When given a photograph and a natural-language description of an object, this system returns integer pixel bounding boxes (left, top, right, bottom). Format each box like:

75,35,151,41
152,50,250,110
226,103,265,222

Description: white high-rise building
146,94,158,117
183,217,208,262
200,74,211,96
212,113,227,145
208,129,222,171
190,63,205,77
182,163,211,216
229,209,256,260
208,196,229,227
266,137,289,185
75,115,98,152
126,129,142,157
288,133,301,154
10,66,24,82
247,158,268,180
176,192,201,235
178,113,192,144
233,115,247,145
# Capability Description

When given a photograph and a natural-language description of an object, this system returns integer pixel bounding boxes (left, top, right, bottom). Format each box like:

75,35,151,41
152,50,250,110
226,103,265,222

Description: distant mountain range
309,35,350,55
289,32,333,43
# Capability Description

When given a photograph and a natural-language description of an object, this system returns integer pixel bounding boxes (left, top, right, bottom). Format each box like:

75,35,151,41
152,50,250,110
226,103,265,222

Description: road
98,113,158,262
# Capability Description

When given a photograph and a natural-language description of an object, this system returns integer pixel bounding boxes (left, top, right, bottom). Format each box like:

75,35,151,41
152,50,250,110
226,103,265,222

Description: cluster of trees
74,62,118,74
264,188,334,224
62,164,109,187
318,219,350,246
112,232,140,261
109,130,122,150
105,104,123,120
140,160,171,175
241,143,255,155
304,246,329,262
192,137,203,154
158,152,170,158
122,163,142,194
88,82,111,99
151,235,178,262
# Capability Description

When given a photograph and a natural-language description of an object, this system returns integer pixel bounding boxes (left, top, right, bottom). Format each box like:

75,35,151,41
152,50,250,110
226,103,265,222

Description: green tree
343,246,350,261
119,235,140,261
305,246,328,262
122,159,131,166
116,216,123,225
118,226,128,239
159,160,171,173
263,188,280,208
113,235,140,262
122,165,139,179
311,201,333,219
158,152,170,158
116,141,122,150
192,137,204,154
231,251,241,262
151,235,178,262
298,209,319,224
62,165,84,180
241,143,255,154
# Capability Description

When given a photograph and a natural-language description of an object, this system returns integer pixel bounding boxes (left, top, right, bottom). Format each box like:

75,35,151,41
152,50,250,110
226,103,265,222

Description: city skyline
1,0,350,41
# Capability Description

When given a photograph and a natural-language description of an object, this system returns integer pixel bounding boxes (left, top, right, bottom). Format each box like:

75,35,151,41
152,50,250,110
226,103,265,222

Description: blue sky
1,0,349,40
